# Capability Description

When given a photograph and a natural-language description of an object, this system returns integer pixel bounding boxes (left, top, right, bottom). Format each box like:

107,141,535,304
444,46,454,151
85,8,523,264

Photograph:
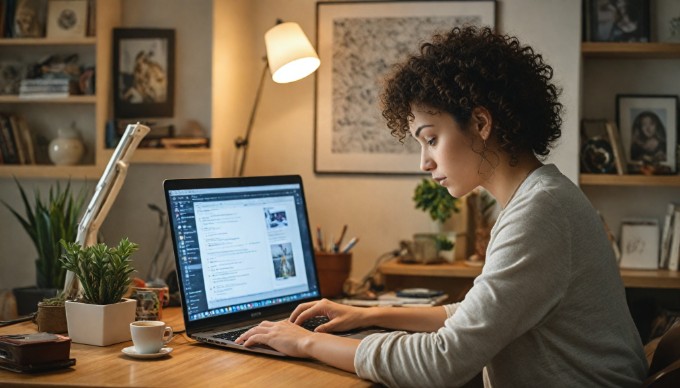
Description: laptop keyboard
214,316,330,342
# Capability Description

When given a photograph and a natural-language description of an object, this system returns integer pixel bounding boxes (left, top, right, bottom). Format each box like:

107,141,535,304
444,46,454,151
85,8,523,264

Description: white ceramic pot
65,298,136,346
48,127,84,165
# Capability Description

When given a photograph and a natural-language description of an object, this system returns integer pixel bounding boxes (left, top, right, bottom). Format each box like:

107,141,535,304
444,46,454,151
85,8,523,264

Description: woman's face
640,116,657,138
409,106,482,198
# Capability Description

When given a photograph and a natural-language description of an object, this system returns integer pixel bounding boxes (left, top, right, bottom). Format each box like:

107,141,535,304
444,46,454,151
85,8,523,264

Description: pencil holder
314,252,352,298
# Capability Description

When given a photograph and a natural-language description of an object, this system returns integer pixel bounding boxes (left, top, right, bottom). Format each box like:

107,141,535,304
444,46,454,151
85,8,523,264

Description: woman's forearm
302,333,360,373
364,305,448,332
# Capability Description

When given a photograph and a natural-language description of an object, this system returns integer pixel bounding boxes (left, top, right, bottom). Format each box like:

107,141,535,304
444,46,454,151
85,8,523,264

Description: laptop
163,175,380,356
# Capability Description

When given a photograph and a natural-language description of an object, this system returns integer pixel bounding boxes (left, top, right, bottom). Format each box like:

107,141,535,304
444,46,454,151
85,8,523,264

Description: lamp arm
63,123,150,299
235,60,269,176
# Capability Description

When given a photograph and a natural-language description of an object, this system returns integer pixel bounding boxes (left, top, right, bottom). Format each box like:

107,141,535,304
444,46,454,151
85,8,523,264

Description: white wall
212,0,582,282
1,0,581,290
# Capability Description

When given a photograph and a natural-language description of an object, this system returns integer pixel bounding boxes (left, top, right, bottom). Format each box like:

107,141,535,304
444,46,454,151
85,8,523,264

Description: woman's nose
420,150,434,172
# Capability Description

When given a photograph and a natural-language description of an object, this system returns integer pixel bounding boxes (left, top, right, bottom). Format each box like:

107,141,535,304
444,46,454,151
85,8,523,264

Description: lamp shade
264,22,320,84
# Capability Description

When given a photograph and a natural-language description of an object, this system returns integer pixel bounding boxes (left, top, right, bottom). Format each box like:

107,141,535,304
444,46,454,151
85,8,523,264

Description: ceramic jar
49,126,84,165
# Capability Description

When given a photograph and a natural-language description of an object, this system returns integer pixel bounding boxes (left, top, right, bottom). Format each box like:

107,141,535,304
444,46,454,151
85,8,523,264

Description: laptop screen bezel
163,175,322,335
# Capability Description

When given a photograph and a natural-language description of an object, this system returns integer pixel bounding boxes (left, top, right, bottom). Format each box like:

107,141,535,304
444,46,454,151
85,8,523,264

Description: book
660,210,674,269
605,121,626,175
8,115,26,164
668,209,680,271
16,115,35,164
0,114,19,164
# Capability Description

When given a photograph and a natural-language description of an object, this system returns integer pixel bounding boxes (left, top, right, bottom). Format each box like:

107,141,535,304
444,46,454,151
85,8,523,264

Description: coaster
122,346,173,359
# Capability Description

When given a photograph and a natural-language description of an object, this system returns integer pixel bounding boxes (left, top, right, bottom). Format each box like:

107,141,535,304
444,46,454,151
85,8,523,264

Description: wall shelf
582,42,680,59
0,164,102,179
101,148,212,165
580,174,680,187
0,95,97,104
0,37,97,46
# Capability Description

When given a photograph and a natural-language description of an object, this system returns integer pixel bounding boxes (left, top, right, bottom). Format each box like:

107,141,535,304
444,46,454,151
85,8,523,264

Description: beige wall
211,0,581,282
0,0,580,291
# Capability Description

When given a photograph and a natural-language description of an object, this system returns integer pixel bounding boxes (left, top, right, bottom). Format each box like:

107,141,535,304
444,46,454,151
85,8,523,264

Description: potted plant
412,179,460,261
3,179,87,315
36,293,68,334
60,238,138,346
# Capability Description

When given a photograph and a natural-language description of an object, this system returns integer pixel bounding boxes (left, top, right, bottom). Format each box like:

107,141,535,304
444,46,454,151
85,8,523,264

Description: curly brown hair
381,26,563,165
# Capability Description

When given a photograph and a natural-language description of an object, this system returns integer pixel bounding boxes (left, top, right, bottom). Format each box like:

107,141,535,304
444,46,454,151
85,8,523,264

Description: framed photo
652,0,680,42
315,1,496,174
616,94,678,174
619,218,659,270
12,0,47,38
587,0,649,42
113,28,175,119
46,0,87,39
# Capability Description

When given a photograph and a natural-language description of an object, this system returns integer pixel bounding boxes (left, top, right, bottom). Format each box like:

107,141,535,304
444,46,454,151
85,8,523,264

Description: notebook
163,175,380,356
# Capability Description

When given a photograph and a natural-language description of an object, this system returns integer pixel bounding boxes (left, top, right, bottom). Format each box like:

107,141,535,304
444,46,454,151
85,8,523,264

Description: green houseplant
413,179,460,261
60,238,138,346
3,179,87,315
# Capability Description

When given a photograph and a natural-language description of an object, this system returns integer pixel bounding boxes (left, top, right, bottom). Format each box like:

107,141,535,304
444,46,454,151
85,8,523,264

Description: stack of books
19,79,70,99
0,113,36,165
660,203,680,270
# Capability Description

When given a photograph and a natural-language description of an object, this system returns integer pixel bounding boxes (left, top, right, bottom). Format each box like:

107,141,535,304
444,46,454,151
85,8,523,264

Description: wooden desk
0,307,369,387
379,260,680,302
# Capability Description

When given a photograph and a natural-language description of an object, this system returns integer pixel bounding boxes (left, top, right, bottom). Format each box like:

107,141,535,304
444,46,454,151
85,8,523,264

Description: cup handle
162,326,174,344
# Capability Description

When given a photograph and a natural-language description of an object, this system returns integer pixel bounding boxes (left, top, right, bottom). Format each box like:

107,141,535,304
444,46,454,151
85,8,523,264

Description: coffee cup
130,321,173,354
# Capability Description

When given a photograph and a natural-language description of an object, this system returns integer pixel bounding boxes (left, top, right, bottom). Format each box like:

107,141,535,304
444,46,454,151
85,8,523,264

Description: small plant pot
65,298,136,346
36,302,68,334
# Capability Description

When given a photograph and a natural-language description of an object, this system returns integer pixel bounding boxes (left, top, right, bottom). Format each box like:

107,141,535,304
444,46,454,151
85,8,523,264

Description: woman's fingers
289,301,317,322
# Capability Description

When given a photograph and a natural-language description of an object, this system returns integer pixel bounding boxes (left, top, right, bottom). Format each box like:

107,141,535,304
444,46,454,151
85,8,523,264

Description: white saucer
122,346,173,359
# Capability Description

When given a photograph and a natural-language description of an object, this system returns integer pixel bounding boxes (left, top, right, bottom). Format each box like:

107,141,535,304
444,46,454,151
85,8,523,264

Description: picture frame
586,0,649,42
315,1,496,174
12,0,47,38
113,28,175,119
616,94,678,174
652,0,680,42
619,218,659,270
46,0,87,39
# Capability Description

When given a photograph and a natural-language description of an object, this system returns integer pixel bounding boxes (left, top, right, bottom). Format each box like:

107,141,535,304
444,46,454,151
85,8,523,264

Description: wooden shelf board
580,174,680,187
0,164,102,179
582,42,680,58
0,37,97,46
620,269,680,289
0,95,97,104
379,261,680,289
101,148,212,165
379,260,482,278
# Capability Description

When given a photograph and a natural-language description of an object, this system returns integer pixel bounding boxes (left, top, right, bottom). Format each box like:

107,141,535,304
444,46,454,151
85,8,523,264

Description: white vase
48,127,84,165
65,298,136,346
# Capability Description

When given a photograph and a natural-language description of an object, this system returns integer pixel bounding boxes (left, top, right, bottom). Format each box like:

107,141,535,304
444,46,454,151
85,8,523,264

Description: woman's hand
235,320,315,358
290,298,368,333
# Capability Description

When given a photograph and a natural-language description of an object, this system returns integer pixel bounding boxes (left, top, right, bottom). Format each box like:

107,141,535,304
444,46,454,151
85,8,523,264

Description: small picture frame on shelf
652,0,680,42
619,218,659,270
616,94,678,174
580,119,617,174
586,0,649,42
113,28,175,119
12,0,47,38
46,0,88,39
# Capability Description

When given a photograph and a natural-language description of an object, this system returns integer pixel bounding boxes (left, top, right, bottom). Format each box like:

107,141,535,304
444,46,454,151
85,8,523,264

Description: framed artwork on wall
585,0,649,42
113,28,175,119
46,0,88,39
314,1,496,174
616,94,678,174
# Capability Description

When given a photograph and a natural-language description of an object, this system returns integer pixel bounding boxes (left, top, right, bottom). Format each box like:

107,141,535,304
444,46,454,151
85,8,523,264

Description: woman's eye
426,137,436,146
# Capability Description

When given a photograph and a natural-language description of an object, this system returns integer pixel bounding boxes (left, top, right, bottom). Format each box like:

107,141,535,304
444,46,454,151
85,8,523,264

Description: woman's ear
472,107,493,141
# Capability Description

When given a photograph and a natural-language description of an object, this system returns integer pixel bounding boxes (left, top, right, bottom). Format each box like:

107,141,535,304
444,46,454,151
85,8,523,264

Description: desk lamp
234,20,320,176
62,123,150,300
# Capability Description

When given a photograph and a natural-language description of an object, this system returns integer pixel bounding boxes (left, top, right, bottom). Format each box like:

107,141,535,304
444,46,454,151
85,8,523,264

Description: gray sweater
354,164,647,387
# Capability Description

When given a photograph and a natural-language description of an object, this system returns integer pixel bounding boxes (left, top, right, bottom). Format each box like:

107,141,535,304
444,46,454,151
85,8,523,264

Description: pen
334,224,348,252
341,237,359,253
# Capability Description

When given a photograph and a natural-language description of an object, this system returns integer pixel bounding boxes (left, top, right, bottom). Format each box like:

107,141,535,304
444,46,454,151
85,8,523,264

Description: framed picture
616,94,678,174
586,0,649,42
113,28,175,119
315,1,496,174
12,0,47,38
46,0,87,39
652,0,680,42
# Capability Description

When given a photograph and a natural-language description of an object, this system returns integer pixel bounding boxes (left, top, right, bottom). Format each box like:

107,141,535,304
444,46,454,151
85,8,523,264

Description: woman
237,26,647,387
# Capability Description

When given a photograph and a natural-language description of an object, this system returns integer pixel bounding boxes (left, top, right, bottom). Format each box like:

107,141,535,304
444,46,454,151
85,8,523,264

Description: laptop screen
164,176,321,324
